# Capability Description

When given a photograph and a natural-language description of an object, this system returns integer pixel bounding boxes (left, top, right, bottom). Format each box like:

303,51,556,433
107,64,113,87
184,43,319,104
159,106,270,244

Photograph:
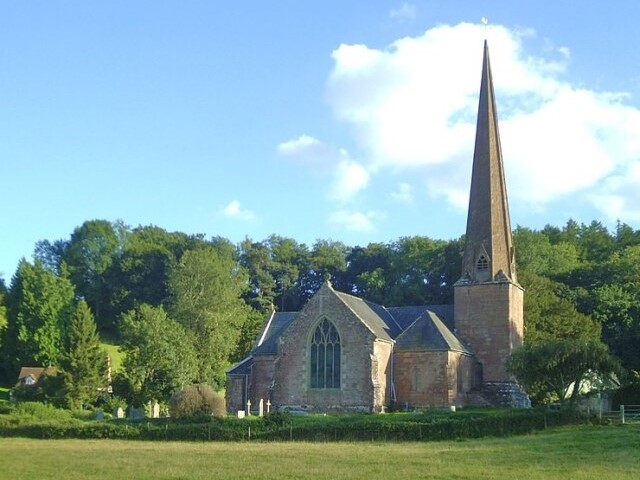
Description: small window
476,255,489,272
310,319,341,389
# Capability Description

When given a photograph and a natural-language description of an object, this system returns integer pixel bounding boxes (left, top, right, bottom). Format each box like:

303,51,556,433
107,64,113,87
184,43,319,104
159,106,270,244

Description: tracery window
310,319,341,389
476,255,489,272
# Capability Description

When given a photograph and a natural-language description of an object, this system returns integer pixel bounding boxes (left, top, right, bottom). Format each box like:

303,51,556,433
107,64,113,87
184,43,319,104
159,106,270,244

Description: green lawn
100,340,124,373
0,425,638,479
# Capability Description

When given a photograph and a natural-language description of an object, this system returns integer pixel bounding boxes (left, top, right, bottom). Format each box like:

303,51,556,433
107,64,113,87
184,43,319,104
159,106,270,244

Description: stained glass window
310,319,341,389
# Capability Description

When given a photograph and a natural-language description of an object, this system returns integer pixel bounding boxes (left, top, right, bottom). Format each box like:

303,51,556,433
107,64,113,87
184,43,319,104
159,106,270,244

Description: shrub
169,384,225,419
263,411,293,428
98,393,127,415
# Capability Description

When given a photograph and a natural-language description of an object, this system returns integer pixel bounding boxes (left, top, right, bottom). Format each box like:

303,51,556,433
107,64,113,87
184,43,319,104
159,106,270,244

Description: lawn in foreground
0,425,638,479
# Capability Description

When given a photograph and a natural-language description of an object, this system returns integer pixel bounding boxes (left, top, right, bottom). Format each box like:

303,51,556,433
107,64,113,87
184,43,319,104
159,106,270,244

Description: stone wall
225,375,246,413
393,350,473,408
271,284,389,412
250,355,277,406
454,281,523,382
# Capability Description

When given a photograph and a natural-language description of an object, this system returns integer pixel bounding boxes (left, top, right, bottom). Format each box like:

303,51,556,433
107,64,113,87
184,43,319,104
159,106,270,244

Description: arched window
476,255,489,272
310,319,341,389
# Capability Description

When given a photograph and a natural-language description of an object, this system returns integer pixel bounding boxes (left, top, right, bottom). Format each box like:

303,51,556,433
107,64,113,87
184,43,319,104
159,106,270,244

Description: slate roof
252,311,298,355
226,283,471,375
335,291,400,342
226,356,254,376
395,310,471,354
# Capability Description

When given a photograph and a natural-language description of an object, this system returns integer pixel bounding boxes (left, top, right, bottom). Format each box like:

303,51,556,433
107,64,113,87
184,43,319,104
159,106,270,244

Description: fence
600,405,640,424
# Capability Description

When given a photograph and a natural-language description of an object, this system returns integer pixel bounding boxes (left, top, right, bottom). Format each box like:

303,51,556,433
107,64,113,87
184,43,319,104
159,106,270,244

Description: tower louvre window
476,255,489,272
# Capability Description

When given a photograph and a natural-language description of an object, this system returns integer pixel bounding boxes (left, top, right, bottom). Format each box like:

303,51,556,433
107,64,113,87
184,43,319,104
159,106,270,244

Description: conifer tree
59,300,107,409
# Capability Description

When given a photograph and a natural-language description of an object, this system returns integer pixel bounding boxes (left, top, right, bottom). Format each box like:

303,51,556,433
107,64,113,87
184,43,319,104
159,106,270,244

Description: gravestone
151,401,160,418
95,409,104,421
115,407,125,419
237,410,245,419
258,398,264,417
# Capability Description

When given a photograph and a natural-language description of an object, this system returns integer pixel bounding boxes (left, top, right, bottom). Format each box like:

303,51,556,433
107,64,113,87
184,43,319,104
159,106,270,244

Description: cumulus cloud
390,182,414,203
323,22,640,219
278,134,368,202
328,209,383,233
590,161,640,222
221,200,256,221
389,3,417,21
330,160,369,202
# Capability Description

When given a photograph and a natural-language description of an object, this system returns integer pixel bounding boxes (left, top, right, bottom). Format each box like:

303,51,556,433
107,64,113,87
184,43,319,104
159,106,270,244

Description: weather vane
481,16,489,26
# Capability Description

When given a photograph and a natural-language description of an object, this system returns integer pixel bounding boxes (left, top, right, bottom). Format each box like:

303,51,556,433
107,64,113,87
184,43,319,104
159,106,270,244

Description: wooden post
621,405,625,425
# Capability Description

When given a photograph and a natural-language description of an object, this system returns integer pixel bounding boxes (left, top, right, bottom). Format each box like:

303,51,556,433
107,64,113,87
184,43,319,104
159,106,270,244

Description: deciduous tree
120,304,198,403
169,246,250,388
507,339,620,405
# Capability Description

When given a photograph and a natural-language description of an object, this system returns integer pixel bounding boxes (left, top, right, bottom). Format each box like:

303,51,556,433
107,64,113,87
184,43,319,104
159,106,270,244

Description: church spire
460,41,516,284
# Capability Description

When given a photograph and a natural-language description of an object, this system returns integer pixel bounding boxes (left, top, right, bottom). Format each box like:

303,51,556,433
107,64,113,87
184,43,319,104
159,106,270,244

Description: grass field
100,341,124,373
0,425,638,479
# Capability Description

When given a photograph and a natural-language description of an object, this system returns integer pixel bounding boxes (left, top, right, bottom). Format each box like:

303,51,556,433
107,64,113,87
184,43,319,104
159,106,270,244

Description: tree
3,259,75,377
513,227,580,276
0,279,7,375
519,271,601,344
120,304,198,404
102,225,213,332
507,339,620,405
169,246,250,387
63,220,120,325
59,300,107,409
239,238,277,310
269,235,309,311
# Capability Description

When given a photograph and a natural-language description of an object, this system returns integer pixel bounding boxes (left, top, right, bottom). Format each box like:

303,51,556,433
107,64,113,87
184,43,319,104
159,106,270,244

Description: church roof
252,311,298,355
226,355,254,376
395,310,471,354
334,291,400,342
242,285,468,360
386,304,454,332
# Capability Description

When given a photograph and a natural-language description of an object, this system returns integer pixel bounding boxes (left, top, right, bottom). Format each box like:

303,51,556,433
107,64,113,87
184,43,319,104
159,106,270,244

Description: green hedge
0,409,587,442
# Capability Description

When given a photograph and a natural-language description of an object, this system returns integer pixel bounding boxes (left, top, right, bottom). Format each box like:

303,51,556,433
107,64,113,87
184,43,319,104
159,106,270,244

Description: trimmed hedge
0,409,588,442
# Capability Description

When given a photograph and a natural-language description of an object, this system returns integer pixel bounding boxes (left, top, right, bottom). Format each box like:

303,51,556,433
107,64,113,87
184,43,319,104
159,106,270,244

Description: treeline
0,218,639,404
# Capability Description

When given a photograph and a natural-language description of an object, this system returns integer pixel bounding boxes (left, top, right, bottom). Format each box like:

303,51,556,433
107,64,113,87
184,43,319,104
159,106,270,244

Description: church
226,41,530,413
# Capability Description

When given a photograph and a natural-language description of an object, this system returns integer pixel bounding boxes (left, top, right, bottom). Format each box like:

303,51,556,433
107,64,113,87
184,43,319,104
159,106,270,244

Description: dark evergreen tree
3,259,75,378
59,300,107,409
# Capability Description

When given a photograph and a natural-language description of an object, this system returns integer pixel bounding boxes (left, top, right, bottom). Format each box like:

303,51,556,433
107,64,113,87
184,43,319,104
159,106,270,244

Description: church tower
454,41,527,406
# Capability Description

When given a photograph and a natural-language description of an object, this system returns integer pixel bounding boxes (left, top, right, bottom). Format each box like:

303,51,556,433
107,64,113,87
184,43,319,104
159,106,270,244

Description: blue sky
2,1,640,281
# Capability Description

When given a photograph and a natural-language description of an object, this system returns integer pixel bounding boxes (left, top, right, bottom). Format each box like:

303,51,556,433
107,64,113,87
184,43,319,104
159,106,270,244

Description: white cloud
590,161,640,221
323,22,640,220
390,182,414,203
278,134,368,202
330,160,369,202
221,200,256,221
277,134,322,156
389,3,417,21
327,210,383,233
